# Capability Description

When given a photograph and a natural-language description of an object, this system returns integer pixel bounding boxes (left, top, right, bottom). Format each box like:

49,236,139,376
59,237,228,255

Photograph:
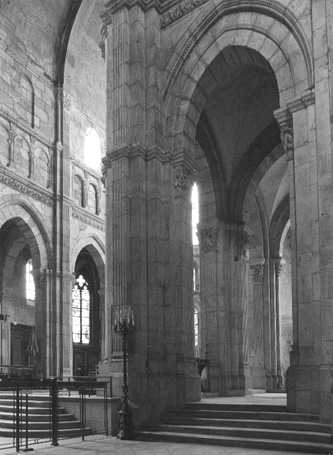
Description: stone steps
161,416,331,433
138,431,333,453
0,412,74,421
0,427,91,438
185,403,287,412
0,394,91,439
168,409,320,421
152,424,332,444
0,418,81,429
137,402,333,453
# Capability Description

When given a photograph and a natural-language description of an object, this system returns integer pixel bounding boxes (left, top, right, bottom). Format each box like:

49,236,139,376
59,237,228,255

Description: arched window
21,76,35,128
72,274,90,345
83,128,101,171
25,259,35,303
73,175,84,207
191,183,199,246
37,149,50,188
87,183,98,214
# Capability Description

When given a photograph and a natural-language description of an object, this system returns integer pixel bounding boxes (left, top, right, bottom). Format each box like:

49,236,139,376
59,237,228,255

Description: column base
185,357,201,402
286,365,331,420
266,373,284,393
244,365,266,390
219,374,245,396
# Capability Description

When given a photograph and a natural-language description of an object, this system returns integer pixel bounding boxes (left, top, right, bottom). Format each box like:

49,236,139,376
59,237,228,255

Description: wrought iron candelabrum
114,306,135,440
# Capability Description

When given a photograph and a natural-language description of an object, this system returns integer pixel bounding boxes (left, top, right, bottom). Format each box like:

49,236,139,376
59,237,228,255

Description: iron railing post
22,392,33,452
15,384,20,453
104,383,108,435
51,378,58,446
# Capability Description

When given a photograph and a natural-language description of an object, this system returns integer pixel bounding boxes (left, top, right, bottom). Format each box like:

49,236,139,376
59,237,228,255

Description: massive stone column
266,257,283,391
170,163,200,404
199,223,221,394
99,4,149,403
199,221,248,396
36,269,54,378
275,89,332,417
99,3,199,424
311,0,333,423
274,3,333,422
246,260,265,391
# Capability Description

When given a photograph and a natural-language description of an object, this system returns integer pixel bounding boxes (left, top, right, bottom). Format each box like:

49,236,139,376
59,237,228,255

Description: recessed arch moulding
163,3,313,174
161,1,312,397
0,202,53,377
71,244,105,377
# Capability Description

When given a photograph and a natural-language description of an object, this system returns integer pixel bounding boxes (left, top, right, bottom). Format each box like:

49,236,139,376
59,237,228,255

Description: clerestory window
194,307,199,349
25,258,35,303
72,274,90,344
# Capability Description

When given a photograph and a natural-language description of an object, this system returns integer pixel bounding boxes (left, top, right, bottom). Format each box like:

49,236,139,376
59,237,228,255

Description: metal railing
0,376,112,452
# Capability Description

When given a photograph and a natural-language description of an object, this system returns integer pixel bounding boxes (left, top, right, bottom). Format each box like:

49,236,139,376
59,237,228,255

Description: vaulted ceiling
196,46,281,221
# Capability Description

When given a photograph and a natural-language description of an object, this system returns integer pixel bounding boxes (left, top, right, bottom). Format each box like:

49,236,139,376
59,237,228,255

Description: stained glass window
25,259,35,303
72,274,90,344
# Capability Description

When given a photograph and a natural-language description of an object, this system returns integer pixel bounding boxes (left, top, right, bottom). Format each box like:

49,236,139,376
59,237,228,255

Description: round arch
164,3,313,162
0,200,51,270
0,204,51,376
71,240,105,377
71,235,105,279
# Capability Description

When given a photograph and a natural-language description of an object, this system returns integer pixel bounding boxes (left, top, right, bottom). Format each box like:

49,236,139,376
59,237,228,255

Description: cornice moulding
274,89,315,124
287,89,315,114
163,0,314,99
103,145,172,166
102,0,202,23
103,0,178,13
72,206,105,232
161,0,209,28
0,166,53,207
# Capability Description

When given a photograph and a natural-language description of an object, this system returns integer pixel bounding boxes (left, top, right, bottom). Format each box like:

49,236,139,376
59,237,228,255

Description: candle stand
114,307,135,440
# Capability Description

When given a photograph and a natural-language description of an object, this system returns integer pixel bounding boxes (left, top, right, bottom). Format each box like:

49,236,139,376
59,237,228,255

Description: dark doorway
72,249,101,377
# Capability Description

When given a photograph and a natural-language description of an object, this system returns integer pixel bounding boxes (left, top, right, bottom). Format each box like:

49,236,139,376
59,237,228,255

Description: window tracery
72,274,90,345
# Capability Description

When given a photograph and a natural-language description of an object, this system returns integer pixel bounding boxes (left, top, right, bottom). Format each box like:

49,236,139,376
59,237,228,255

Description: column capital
271,256,283,276
287,90,315,114
102,145,171,180
250,263,265,283
172,162,195,197
219,221,249,261
198,224,218,253
274,108,294,160
274,90,315,122
102,0,161,25
34,268,53,286
274,90,315,161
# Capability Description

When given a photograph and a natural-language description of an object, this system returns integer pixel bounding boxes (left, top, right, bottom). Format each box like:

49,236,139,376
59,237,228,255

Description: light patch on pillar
83,127,101,171
191,183,199,246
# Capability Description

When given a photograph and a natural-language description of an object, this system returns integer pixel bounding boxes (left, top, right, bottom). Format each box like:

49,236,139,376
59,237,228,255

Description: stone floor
0,394,322,454
0,435,322,455
200,392,287,406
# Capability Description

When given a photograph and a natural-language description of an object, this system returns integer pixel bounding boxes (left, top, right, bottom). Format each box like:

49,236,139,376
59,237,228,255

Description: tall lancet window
191,183,199,246
25,258,35,303
72,274,90,344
